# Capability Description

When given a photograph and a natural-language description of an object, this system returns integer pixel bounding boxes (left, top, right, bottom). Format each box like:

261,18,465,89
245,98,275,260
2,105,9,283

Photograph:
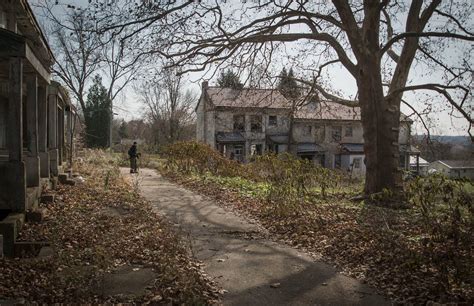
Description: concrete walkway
122,168,389,306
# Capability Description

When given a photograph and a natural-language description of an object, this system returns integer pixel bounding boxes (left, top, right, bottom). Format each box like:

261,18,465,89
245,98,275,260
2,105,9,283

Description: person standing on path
128,142,139,173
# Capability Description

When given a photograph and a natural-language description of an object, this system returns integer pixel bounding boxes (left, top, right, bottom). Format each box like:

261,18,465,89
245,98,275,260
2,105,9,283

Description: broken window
233,114,245,132
250,115,262,132
331,126,342,142
268,115,277,126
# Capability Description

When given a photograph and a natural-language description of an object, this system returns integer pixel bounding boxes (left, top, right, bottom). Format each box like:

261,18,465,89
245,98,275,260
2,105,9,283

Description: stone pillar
25,74,40,188
57,106,64,165
4,57,26,211
65,108,72,168
38,85,49,178
8,58,23,162
47,89,58,176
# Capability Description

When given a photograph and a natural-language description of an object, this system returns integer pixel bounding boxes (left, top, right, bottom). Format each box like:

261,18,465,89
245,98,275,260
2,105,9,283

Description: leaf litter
0,161,220,304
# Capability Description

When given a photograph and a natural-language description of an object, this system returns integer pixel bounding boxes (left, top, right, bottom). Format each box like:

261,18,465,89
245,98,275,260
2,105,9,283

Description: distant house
409,156,429,176
428,160,474,180
196,82,418,176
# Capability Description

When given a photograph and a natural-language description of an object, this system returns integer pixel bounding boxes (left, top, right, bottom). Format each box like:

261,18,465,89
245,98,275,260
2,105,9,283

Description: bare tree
91,0,472,197
47,8,101,113
39,2,144,147
135,69,196,148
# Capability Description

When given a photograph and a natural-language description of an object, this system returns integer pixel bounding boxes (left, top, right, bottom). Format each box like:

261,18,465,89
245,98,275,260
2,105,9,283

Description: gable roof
202,86,412,122
295,101,412,122
295,101,360,121
205,87,291,109
437,160,474,169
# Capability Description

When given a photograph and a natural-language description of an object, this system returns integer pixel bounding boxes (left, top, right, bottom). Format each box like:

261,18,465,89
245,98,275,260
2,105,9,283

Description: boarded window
233,114,245,132
0,98,7,148
331,126,342,142
268,115,277,126
250,115,262,132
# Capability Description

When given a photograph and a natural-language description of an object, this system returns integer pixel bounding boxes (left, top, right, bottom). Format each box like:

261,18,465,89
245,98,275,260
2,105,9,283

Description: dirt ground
122,168,389,305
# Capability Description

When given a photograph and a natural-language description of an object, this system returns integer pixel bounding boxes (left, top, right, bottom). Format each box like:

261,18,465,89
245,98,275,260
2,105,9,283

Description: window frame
331,126,342,142
250,115,262,133
345,126,353,137
233,114,245,132
353,157,361,169
268,115,277,127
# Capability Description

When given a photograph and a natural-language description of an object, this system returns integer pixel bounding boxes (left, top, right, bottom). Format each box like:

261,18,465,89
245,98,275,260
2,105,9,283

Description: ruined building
0,0,78,257
196,81,420,176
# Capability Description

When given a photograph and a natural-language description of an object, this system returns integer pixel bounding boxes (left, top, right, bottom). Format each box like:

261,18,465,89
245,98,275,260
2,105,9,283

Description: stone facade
0,0,79,211
0,0,78,256
196,83,415,176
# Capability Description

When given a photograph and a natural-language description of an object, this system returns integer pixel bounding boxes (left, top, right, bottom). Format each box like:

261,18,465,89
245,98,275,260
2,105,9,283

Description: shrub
163,142,348,216
407,175,473,282
163,141,243,177
249,153,342,215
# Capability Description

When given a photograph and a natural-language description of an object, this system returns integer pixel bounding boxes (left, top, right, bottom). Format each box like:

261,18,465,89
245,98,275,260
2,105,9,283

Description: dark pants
130,157,137,173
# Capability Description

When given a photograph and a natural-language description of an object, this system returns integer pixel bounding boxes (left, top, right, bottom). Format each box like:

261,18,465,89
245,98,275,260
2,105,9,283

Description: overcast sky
30,0,473,136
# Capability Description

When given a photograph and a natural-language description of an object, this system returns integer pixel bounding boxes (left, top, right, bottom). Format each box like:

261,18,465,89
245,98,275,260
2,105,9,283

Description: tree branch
381,31,474,55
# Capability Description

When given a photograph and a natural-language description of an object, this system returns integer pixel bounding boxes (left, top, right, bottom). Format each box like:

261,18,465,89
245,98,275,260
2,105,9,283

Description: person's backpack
128,147,133,157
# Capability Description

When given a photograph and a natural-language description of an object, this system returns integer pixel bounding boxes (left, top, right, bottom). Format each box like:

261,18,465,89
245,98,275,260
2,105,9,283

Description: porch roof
0,28,51,83
340,143,364,153
267,135,289,144
400,144,421,154
297,143,324,153
216,132,245,143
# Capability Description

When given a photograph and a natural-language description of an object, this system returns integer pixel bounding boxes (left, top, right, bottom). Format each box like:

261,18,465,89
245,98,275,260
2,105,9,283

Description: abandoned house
196,81,418,176
0,0,78,257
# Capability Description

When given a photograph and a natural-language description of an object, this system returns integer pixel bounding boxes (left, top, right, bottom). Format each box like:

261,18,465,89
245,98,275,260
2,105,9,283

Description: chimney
202,80,209,90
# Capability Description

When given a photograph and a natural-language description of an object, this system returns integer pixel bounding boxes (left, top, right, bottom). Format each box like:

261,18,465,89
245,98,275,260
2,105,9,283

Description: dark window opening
251,144,263,156
250,115,262,132
332,126,341,142
268,115,277,126
233,114,245,132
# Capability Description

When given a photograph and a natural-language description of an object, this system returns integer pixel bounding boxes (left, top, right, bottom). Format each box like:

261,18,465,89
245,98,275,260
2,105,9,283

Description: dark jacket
128,145,137,158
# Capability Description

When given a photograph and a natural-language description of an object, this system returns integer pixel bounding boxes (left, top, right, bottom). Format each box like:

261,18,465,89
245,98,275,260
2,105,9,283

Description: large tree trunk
358,59,403,196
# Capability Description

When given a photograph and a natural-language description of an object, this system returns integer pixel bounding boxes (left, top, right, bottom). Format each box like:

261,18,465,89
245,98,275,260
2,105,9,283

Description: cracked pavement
122,168,389,306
